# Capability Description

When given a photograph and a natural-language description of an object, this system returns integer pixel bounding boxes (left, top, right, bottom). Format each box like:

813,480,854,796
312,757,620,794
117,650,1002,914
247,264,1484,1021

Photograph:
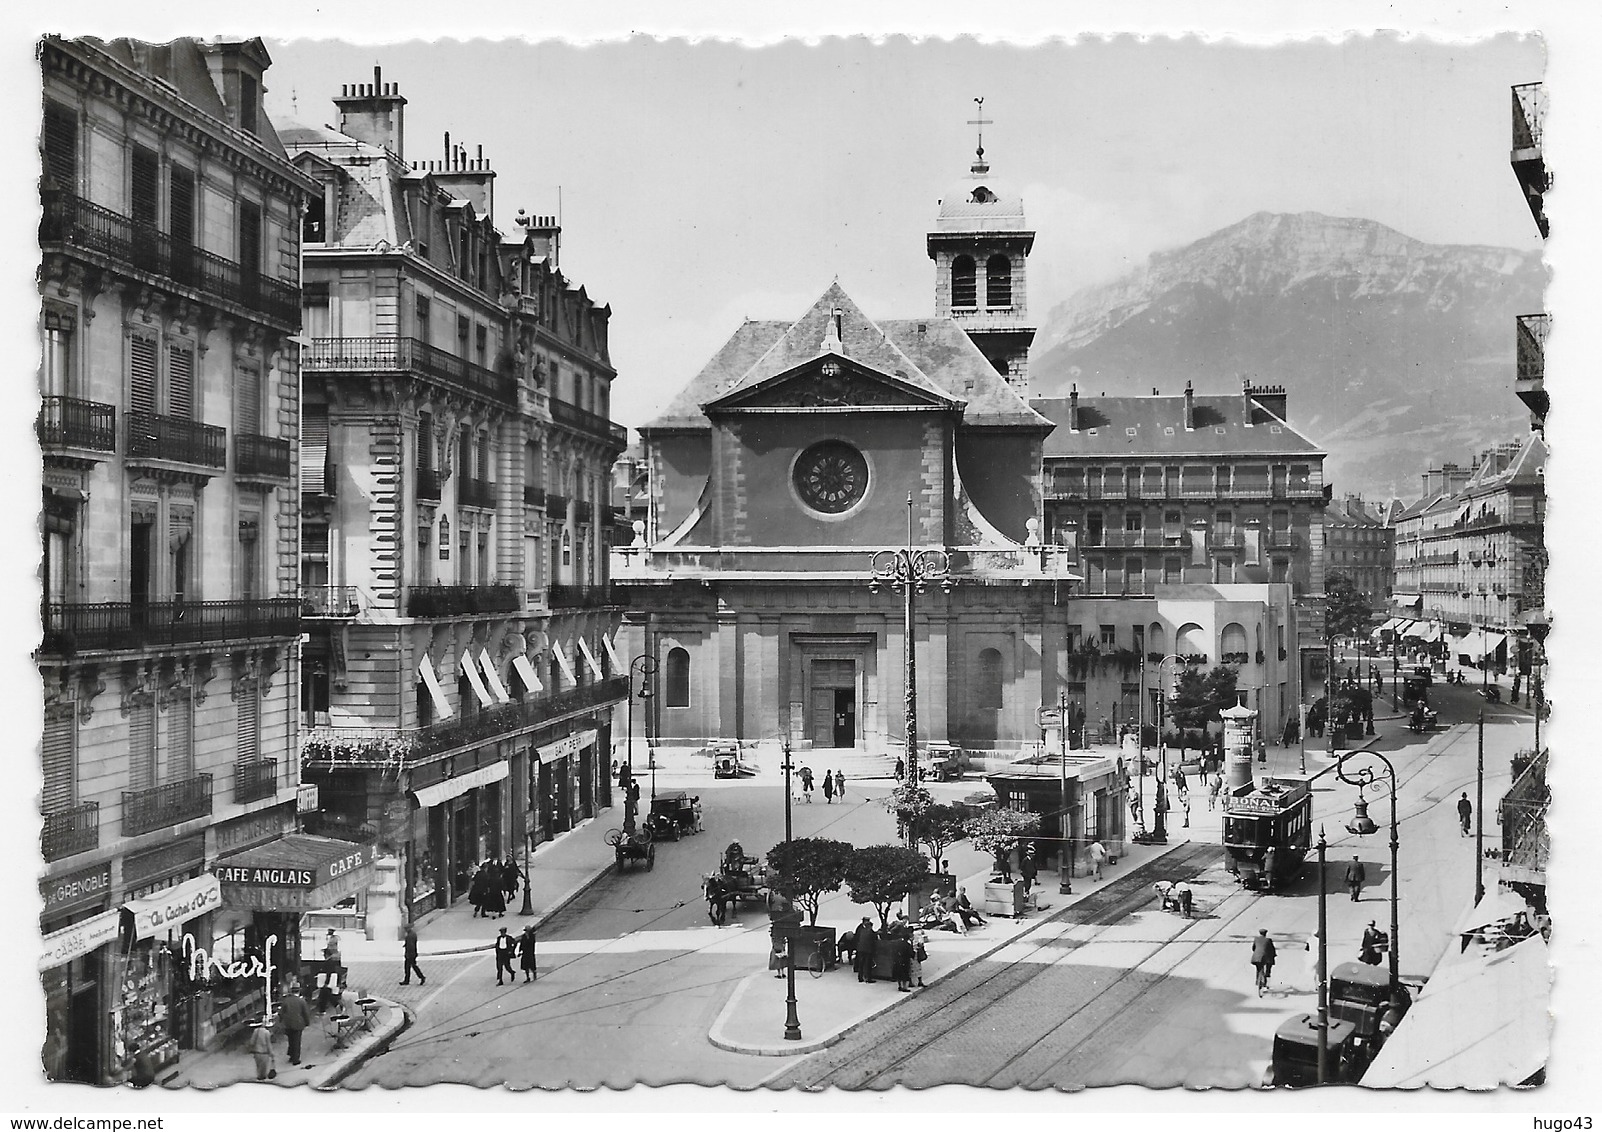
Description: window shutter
128,701,156,791
238,200,262,277
301,403,328,495
130,146,159,227
236,687,259,763
169,165,194,244
166,693,193,780
43,101,78,190
129,335,158,414
167,344,194,419
237,364,261,435
42,711,76,812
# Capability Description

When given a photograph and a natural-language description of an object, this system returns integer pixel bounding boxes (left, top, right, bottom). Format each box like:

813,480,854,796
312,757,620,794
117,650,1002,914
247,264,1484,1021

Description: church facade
619,152,1303,757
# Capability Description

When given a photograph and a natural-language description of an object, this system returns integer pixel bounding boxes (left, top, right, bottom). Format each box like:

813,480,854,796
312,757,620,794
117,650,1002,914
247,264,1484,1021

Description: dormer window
240,74,258,136
971,185,997,203
951,255,976,308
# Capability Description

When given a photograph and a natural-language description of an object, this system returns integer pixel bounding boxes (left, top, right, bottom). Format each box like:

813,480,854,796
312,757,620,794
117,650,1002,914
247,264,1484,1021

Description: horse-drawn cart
605,826,655,872
702,841,771,920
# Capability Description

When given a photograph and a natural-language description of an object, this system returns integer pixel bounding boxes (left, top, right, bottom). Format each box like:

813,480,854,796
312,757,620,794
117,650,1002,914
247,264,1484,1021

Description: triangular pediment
706,354,959,413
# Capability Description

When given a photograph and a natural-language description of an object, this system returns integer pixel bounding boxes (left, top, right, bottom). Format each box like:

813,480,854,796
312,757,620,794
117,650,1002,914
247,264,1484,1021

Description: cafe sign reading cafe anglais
215,844,376,889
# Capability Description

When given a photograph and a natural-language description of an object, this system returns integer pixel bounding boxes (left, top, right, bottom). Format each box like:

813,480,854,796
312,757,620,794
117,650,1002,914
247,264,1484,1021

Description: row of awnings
40,836,378,972
1371,619,1510,659
418,634,627,720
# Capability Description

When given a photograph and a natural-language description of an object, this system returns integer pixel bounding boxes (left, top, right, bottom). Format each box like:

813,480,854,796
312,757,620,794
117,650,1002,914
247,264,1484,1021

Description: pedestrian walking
482,865,507,919
247,1018,277,1080
1250,929,1277,997
1181,789,1191,828
468,861,489,918
852,917,879,983
1360,920,1386,966
1173,765,1187,793
501,856,524,907
1457,791,1473,837
519,924,538,982
1208,776,1221,811
400,924,426,986
1088,838,1107,881
1019,846,1038,892
890,932,914,992
834,770,846,801
278,982,312,1066
822,771,836,804
1345,855,1367,902
800,765,814,803
494,926,517,986
910,928,928,988
894,757,906,782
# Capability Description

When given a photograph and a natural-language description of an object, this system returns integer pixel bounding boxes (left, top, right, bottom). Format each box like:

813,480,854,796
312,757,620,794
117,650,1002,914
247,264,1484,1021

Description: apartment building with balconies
37,36,317,1084
284,69,627,936
1324,495,1394,611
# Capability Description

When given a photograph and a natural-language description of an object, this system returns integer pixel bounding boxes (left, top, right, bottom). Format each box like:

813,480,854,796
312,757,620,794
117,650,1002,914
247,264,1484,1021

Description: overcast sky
260,34,1544,429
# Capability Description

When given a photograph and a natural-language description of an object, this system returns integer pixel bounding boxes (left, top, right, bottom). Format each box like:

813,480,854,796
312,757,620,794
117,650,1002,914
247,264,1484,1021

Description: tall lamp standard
624,654,657,835
1338,748,1402,994
779,739,802,1041
1149,654,1185,845
869,492,951,835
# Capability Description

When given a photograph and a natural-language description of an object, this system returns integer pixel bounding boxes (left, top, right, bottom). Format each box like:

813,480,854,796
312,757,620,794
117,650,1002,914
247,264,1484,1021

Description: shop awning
412,759,509,809
477,648,511,704
40,909,121,972
1402,621,1433,640
1380,618,1407,633
576,637,604,680
1482,632,1508,657
512,653,544,694
123,874,224,940
602,633,625,673
419,652,454,720
1451,888,1533,936
216,834,379,913
1362,935,1550,1088
1392,594,1423,609
461,649,494,708
552,641,578,687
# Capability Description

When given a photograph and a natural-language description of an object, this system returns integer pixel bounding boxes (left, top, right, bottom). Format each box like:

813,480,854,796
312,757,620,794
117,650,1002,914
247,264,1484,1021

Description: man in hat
400,923,426,986
1345,855,1367,902
1360,921,1386,965
246,1017,276,1080
278,980,312,1066
494,926,517,986
851,917,879,983
1457,791,1473,837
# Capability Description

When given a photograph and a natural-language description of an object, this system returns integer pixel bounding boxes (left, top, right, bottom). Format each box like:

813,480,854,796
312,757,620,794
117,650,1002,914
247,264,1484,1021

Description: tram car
1223,774,1313,891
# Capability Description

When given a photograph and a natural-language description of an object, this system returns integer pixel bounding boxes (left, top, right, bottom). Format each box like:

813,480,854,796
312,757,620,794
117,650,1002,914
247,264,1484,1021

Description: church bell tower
927,98,1037,396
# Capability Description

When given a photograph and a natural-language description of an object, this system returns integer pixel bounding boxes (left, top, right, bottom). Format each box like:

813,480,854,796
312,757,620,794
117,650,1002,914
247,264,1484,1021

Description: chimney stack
1069,384,1080,431
332,64,407,157
1183,380,1195,430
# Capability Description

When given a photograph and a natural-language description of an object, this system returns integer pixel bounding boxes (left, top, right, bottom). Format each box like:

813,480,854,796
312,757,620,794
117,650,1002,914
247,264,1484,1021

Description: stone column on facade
716,602,739,746
926,600,951,745
1022,611,1043,755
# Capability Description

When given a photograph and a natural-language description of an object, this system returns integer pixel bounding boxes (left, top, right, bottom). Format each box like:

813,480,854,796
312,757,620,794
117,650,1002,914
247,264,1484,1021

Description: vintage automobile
1264,1013,1361,1087
923,742,967,781
708,741,755,779
645,791,700,841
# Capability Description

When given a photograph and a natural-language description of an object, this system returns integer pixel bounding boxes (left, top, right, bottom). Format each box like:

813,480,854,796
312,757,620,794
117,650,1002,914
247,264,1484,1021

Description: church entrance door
809,658,856,747
833,689,856,748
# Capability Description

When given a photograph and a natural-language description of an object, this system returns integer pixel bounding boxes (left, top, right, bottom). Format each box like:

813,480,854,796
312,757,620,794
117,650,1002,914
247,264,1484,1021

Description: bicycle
808,949,826,979
1255,962,1272,997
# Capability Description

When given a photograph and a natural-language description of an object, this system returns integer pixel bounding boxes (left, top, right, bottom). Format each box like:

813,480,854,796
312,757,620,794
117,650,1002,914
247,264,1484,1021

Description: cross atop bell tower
968,96,991,176
928,99,1036,396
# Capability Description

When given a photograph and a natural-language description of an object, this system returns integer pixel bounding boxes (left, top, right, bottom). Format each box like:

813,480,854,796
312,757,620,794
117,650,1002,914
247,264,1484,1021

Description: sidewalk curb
706,839,1192,1057
311,999,411,1090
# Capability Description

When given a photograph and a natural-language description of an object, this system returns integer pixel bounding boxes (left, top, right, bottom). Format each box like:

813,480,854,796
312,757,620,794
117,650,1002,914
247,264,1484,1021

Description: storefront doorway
579,748,594,819
809,659,856,747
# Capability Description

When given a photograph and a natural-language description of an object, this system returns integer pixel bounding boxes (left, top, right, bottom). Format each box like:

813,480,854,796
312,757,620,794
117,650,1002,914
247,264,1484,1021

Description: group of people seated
917,888,986,935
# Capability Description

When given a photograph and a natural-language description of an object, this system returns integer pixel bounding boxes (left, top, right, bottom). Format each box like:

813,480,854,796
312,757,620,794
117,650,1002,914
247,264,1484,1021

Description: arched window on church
951,255,977,308
977,648,1004,710
986,255,1012,307
664,646,690,708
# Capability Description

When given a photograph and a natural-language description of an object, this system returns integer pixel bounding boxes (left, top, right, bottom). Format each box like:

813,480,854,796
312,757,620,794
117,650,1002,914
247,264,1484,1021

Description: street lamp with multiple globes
779,738,802,1041
869,492,951,838
623,654,657,834
1338,747,1401,994
1147,653,1186,845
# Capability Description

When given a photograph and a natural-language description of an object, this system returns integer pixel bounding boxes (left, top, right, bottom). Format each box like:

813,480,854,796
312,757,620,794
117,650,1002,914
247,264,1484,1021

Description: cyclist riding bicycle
1251,928,1277,996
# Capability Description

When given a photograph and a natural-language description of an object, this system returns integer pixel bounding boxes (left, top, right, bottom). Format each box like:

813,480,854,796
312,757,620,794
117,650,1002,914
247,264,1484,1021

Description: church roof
641,282,1050,432
933,176,1029,235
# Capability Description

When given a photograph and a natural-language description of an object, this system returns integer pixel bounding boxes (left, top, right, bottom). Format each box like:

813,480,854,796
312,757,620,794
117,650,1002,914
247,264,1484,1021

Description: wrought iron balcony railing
544,493,569,516
125,410,226,468
38,395,116,453
302,336,514,404
574,500,594,524
549,398,628,447
545,584,620,610
1512,82,1545,153
235,433,292,479
41,801,99,861
233,759,278,804
41,597,301,655
416,466,441,501
404,584,520,618
458,476,497,509
1517,313,1549,386
523,485,546,508
301,585,361,618
302,676,630,769
122,774,212,836
40,192,300,325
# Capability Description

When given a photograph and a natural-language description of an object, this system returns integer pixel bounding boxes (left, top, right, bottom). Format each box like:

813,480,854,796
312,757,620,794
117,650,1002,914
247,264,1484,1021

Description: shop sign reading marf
185,932,278,1020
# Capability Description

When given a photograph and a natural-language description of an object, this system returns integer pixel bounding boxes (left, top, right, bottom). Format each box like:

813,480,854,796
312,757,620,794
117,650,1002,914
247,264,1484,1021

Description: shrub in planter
844,844,929,930
766,837,854,928
963,808,1041,882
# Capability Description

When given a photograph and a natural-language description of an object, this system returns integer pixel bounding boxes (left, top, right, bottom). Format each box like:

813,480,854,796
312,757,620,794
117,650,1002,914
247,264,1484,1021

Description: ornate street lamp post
624,654,657,835
1148,653,1185,845
780,739,802,1041
870,492,951,841
1338,748,1401,994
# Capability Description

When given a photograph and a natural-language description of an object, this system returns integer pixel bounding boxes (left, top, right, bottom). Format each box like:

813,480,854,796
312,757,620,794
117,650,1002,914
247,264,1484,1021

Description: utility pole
1475,711,1486,905
1316,826,1329,1085
781,739,801,1042
1058,689,1072,895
